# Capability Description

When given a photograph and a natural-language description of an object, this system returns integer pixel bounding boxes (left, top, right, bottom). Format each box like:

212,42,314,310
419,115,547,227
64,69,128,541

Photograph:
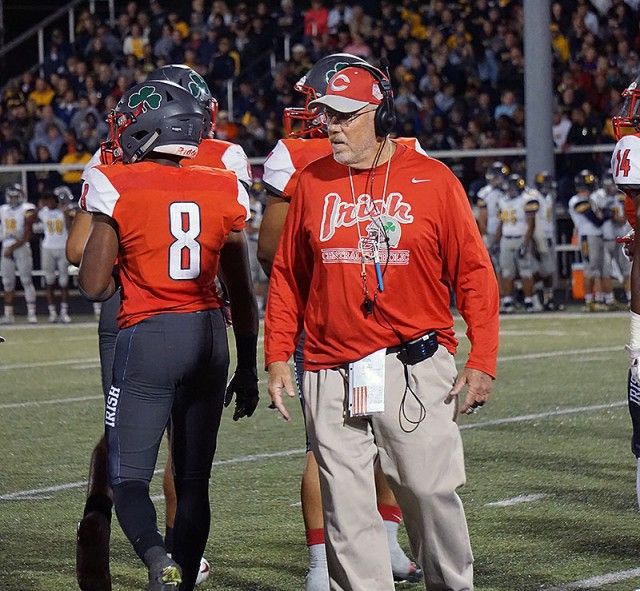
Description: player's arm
78,214,118,301
523,200,539,249
257,194,290,277
476,199,488,235
219,229,260,421
66,209,93,265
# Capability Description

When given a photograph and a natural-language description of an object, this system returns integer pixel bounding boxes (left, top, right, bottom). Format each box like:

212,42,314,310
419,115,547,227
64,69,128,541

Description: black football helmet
5,183,25,206
503,173,526,198
283,53,367,138
534,171,556,194
612,75,640,141
485,161,510,187
574,169,597,192
148,64,218,137
104,80,206,164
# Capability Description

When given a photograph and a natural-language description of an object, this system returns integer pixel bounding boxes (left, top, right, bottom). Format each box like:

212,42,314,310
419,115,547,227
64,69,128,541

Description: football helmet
485,161,510,187
283,53,367,138
148,64,218,137
613,76,640,141
5,183,25,206
574,169,597,192
503,173,525,198
534,171,556,194
104,80,206,165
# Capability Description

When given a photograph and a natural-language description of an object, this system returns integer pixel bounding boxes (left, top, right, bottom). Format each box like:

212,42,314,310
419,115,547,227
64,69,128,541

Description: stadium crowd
0,0,638,196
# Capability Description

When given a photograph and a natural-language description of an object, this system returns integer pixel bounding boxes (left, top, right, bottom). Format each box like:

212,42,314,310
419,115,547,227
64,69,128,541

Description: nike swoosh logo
411,178,431,183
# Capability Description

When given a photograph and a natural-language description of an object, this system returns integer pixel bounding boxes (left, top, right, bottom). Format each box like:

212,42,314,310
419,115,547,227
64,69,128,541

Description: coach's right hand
267,361,297,421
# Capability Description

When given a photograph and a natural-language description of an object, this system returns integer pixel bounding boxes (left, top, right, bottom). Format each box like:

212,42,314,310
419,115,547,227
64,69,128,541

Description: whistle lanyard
347,155,392,299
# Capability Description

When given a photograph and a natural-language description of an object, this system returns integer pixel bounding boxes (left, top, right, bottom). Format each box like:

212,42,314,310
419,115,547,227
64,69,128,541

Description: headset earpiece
350,63,396,138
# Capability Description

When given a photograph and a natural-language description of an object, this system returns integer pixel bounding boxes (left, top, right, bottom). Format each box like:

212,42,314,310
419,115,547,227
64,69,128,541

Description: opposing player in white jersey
611,77,640,506
591,172,630,306
258,54,424,590
37,185,74,323
0,183,37,324
476,161,510,272
496,173,540,313
568,170,610,312
532,171,562,311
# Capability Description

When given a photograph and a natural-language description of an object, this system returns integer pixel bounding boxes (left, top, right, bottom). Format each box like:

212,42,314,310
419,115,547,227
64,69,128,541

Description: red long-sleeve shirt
264,144,500,377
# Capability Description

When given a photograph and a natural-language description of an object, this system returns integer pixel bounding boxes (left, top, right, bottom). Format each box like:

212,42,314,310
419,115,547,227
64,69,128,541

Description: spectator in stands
44,29,70,78
328,0,352,33
304,0,329,37
29,79,55,108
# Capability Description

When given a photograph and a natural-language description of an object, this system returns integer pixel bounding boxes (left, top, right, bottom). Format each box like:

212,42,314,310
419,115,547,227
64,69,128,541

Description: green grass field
1,312,640,590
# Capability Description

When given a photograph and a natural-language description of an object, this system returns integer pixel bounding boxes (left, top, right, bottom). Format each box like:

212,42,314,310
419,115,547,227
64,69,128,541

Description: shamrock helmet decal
105,80,206,164
148,64,218,136
127,85,163,112
284,53,367,138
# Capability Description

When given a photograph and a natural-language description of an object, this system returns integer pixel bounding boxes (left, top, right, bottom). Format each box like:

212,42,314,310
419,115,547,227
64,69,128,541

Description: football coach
264,63,499,591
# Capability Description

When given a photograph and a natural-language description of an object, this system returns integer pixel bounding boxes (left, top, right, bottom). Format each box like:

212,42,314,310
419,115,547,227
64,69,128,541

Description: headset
348,62,396,138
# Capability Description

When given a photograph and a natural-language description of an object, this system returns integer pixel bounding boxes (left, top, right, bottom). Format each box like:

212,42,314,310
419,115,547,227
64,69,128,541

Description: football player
37,185,74,323
532,171,562,311
476,161,509,273
72,66,256,591
258,54,423,590
568,170,609,312
79,80,257,591
495,173,540,313
0,183,37,324
611,76,640,505
591,172,630,306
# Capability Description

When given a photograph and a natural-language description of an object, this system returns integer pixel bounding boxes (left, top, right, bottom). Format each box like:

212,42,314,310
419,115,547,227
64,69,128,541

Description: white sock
585,293,593,304
308,543,327,569
48,304,56,314
384,520,412,574
61,302,69,313
27,303,36,316
4,305,13,317
595,292,605,303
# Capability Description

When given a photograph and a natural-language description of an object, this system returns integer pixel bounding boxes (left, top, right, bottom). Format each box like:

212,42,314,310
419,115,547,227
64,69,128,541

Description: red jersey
82,162,250,328
262,137,426,201
184,138,252,185
264,143,499,377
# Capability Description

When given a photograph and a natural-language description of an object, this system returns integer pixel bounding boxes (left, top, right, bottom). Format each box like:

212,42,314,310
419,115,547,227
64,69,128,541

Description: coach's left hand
225,367,259,421
445,367,493,415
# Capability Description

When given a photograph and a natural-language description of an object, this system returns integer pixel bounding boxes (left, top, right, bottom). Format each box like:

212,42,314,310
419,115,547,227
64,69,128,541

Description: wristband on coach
235,333,258,375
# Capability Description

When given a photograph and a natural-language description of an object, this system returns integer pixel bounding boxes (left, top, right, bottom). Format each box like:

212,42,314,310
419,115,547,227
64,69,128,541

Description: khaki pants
303,346,474,591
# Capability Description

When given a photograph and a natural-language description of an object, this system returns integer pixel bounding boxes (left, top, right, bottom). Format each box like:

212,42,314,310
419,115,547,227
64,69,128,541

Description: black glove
224,367,259,421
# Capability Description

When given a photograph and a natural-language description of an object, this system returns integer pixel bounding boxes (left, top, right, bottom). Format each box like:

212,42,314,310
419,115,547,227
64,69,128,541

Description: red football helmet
283,53,367,138
613,76,640,141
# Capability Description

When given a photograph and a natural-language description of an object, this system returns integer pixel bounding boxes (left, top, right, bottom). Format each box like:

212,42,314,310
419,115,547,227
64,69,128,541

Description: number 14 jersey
81,161,250,328
611,133,640,227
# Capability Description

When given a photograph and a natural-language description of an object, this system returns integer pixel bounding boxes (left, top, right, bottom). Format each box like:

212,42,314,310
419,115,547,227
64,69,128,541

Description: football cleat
27,313,38,324
76,511,112,591
195,556,210,586
500,301,515,314
60,311,72,324
48,310,58,323
393,561,423,584
0,314,15,325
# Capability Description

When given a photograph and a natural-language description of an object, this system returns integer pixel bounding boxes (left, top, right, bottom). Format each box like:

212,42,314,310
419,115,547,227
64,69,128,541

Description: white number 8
169,202,201,280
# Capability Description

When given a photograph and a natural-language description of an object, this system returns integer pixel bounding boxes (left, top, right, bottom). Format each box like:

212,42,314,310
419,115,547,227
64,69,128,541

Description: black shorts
105,309,229,486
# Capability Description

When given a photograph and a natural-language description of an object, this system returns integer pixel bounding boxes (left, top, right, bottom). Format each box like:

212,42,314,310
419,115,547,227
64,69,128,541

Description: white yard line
0,395,102,410
485,493,548,507
0,403,625,501
0,357,98,370
544,567,640,590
